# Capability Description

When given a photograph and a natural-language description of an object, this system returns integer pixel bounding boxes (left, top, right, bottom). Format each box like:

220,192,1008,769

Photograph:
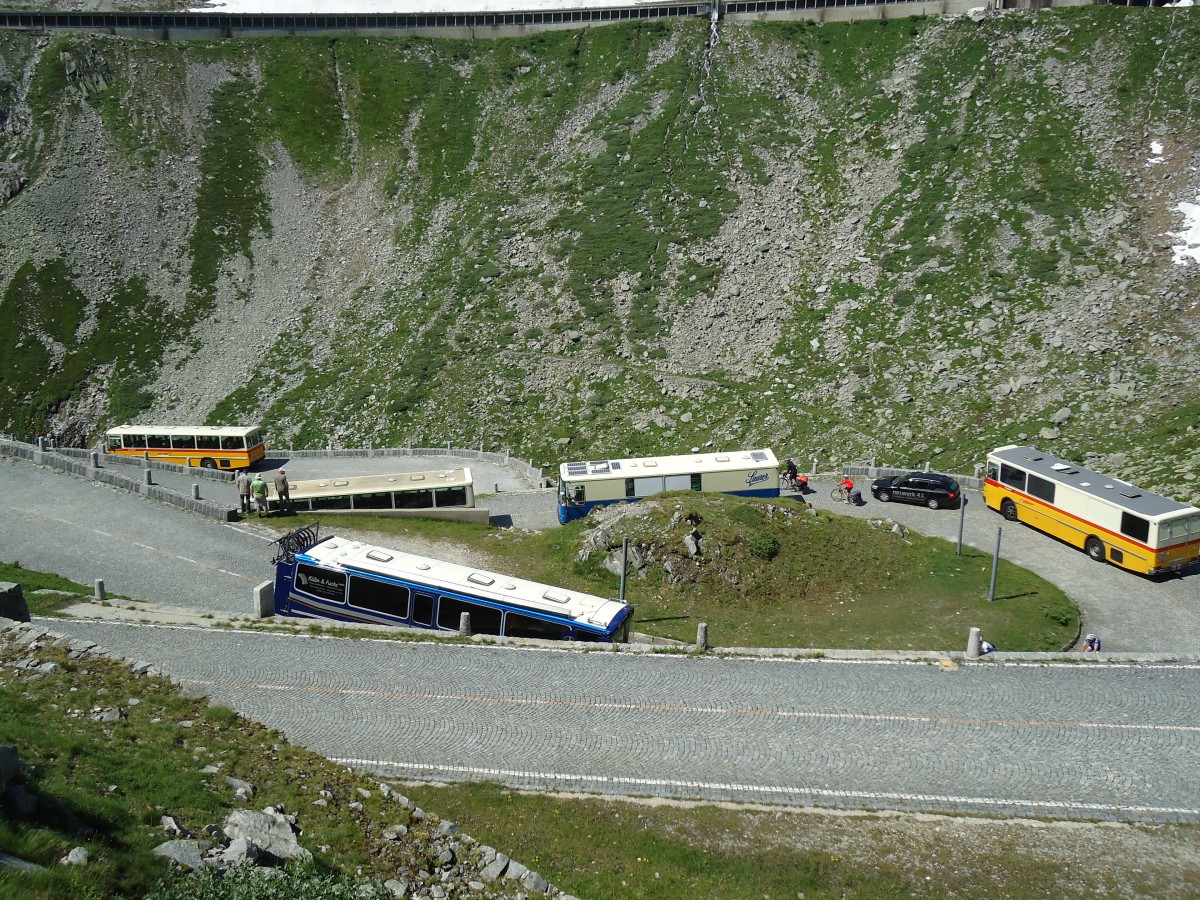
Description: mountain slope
1,7,1198,496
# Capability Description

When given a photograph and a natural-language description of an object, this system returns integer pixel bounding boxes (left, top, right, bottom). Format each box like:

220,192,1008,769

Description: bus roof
559,448,778,482
989,445,1197,520
285,468,472,501
298,535,630,631
106,425,260,438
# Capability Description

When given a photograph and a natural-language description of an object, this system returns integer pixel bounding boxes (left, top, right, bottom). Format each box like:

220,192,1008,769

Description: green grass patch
0,562,92,616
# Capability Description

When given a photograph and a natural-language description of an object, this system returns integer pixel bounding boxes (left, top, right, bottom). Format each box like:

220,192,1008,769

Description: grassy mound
316,492,1079,652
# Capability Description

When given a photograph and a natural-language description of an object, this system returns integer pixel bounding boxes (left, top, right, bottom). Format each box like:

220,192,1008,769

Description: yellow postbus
983,445,1200,576
105,425,265,471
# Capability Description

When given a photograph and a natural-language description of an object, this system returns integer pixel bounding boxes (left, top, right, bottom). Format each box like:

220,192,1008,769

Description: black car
871,472,962,510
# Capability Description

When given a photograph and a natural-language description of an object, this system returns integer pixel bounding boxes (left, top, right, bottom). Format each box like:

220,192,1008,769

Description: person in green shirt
250,473,268,517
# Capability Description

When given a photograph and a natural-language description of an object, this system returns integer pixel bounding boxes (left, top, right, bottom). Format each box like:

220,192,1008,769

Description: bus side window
1120,512,1149,543
437,597,502,635
503,613,569,641
349,576,410,617
690,473,702,491
572,486,585,503
124,433,147,449
412,592,435,627
196,435,221,450
1026,474,1056,504
147,434,171,449
624,478,635,498
171,433,196,450
221,435,246,450
434,486,467,507
999,464,1026,492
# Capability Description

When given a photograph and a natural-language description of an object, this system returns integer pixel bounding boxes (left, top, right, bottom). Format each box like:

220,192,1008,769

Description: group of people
782,458,863,506
235,468,290,518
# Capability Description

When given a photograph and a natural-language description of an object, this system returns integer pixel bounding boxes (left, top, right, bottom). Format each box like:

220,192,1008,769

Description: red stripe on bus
984,478,1200,555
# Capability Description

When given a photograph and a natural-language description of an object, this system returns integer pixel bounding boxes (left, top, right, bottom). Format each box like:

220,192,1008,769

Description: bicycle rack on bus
272,523,321,566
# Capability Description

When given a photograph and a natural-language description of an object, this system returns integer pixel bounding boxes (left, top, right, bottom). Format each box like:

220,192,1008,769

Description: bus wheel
1000,499,1018,522
200,458,216,470
1085,537,1106,562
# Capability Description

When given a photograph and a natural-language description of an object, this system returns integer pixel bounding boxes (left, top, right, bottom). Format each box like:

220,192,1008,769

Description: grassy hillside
0,7,1198,498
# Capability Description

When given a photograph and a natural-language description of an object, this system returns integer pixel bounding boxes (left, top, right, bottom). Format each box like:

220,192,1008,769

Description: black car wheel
1001,499,1019,522
1086,536,1106,562
926,498,940,510
878,490,891,502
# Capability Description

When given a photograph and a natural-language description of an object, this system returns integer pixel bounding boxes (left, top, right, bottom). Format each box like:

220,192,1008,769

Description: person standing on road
1083,633,1102,652
236,470,251,514
251,473,269,517
274,469,291,515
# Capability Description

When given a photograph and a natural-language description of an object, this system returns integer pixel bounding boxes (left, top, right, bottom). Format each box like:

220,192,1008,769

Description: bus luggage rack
273,523,321,565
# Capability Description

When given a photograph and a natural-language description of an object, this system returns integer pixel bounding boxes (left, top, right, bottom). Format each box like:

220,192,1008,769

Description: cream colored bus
557,448,779,523
983,445,1200,576
268,468,486,522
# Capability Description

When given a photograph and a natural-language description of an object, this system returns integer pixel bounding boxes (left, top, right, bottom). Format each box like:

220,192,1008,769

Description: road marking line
4,506,259,583
327,757,1200,819
182,677,1200,733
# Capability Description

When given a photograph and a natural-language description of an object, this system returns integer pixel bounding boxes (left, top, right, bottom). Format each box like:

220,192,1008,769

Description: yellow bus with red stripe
983,445,1200,576
105,425,265,471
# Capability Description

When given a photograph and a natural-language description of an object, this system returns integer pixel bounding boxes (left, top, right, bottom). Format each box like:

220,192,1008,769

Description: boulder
151,840,208,871
222,808,311,863
0,584,30,623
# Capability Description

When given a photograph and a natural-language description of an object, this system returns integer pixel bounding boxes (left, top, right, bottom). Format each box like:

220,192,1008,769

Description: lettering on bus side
745,470,770,488
295,565,346,602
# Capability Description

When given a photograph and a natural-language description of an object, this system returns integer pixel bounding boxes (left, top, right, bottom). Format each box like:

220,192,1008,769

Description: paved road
0,453,555,614
0,456,273,613
796,485,1200,655
36,619,1200,823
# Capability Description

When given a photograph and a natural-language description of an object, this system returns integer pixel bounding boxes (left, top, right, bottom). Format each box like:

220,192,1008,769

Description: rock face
0,13,1196,499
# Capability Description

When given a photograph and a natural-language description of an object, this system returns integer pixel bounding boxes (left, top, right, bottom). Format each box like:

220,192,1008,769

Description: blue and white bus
557,448,780,524
272,524,634,642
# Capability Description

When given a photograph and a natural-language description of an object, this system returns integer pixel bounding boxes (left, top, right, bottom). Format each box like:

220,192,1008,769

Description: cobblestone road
40,619,1200,823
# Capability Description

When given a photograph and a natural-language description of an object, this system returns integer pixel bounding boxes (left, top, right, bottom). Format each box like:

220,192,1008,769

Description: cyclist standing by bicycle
784,458,799,490
837,475,855,504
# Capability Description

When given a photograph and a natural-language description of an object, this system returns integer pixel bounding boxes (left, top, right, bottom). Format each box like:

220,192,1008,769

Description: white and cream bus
983,445,1200,576
268,469,486,523
557,448,779,523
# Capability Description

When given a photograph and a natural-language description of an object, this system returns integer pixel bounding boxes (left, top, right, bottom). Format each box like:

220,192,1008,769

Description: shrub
747,531,781,562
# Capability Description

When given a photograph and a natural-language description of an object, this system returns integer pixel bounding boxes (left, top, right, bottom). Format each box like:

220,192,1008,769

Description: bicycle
781,473,800,492
831,486,850,503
